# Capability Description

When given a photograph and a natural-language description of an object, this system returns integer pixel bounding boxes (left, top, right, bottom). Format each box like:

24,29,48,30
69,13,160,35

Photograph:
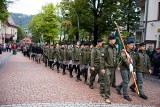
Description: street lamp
63,6,80,41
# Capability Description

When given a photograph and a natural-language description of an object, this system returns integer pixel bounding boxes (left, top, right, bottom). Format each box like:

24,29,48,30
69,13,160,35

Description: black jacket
36,46,42,54
32,46,36,53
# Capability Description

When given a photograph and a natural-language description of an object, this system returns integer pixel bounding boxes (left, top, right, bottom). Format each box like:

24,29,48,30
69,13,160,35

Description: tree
0,0,12,22
60,0,126,45
59,0,140,45
16,26,25,42
119,0,141,33
29,3,59,43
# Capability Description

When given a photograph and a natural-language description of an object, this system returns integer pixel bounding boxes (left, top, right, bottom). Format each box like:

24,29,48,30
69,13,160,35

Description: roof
7,16,17,27
22,37,32,44
22,37,31,41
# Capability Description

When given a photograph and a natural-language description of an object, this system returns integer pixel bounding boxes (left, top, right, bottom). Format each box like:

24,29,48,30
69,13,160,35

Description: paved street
0,52,160,107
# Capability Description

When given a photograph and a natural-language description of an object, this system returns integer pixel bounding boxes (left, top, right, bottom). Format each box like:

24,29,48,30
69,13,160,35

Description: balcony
137,0,145,7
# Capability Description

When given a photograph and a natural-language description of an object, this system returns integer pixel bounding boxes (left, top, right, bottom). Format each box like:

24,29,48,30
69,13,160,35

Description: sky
8,0,62,15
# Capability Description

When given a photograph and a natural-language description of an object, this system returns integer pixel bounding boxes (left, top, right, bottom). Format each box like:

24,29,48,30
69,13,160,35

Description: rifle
114,21,139,95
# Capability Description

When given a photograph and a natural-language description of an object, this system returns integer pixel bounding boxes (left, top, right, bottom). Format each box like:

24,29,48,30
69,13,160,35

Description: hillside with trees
10,13,34,28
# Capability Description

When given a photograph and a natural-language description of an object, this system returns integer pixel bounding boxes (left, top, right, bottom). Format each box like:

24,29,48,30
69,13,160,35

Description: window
158,2,160,20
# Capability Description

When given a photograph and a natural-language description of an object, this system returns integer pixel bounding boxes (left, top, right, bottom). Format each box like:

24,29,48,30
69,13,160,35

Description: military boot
116,87,122,95
129,86,136,92
89,85,94,89
84,81,89,85
139,94,148,100
124,96,132,101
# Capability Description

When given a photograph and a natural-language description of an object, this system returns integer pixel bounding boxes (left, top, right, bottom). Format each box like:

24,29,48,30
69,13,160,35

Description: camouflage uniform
100,44,118,99
90,45,104,92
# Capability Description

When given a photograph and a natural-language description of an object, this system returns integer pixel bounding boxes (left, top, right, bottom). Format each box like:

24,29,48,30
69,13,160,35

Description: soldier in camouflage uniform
52,44,60,73
67,43,73,78
129,42,152,100
89,38,104,94
116,41,135,101
58,44,63,70
59,44,66,74
43,44,49,67
71,41,81,80
48,45,54,68
61,44,70,75
100,34,118,104
51,45,56,70
78,41,91,84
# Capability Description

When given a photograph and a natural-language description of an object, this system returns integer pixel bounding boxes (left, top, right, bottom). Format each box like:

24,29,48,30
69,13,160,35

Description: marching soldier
48,45,54,68
59,44,66,75
43,44,49,67
100,34,118,104
62,44,70,75
116,40,135,101
78,41,91,85
129,42,152,100
52,44,60,73
58,44,63,71
89,38,104,94
67,43,73,78
51,45,56,70
71,41,81,81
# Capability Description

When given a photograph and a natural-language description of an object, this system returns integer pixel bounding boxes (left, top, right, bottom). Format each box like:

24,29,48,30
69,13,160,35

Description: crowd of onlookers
146,46,160,78
0,43,12,53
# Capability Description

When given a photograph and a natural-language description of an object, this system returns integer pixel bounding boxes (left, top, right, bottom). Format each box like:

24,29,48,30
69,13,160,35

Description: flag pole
114,21,139,95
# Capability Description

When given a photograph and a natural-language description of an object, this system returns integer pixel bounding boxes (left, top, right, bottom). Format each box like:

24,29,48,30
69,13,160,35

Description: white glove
129,64,133,72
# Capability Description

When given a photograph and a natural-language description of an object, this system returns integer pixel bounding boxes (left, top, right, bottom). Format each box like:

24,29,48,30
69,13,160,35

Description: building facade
136,0,160,49
0,16,17,44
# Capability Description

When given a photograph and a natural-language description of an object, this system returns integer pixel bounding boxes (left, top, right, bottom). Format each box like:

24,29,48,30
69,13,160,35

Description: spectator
23,45,27,56
6,43,9,52
31,44,36,61
152,48,160,77
146,46,154,61
35,43,42,64
3,43,6,52
9,43,12,52
12,43,17,55
0,44,2,54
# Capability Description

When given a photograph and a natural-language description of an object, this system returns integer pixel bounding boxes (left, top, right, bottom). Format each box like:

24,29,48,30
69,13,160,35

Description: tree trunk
93,13,98,46
93,26,98,46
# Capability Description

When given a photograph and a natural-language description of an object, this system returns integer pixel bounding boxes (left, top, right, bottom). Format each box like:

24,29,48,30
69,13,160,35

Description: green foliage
59,0,125,45
29,3,59,43
118,0,141,31
0,0,12,22
17,26,25,42
121,31,130,38
59,0,140,45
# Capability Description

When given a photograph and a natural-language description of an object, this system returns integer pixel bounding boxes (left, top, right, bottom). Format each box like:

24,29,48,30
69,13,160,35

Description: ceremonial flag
115,30,124,54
